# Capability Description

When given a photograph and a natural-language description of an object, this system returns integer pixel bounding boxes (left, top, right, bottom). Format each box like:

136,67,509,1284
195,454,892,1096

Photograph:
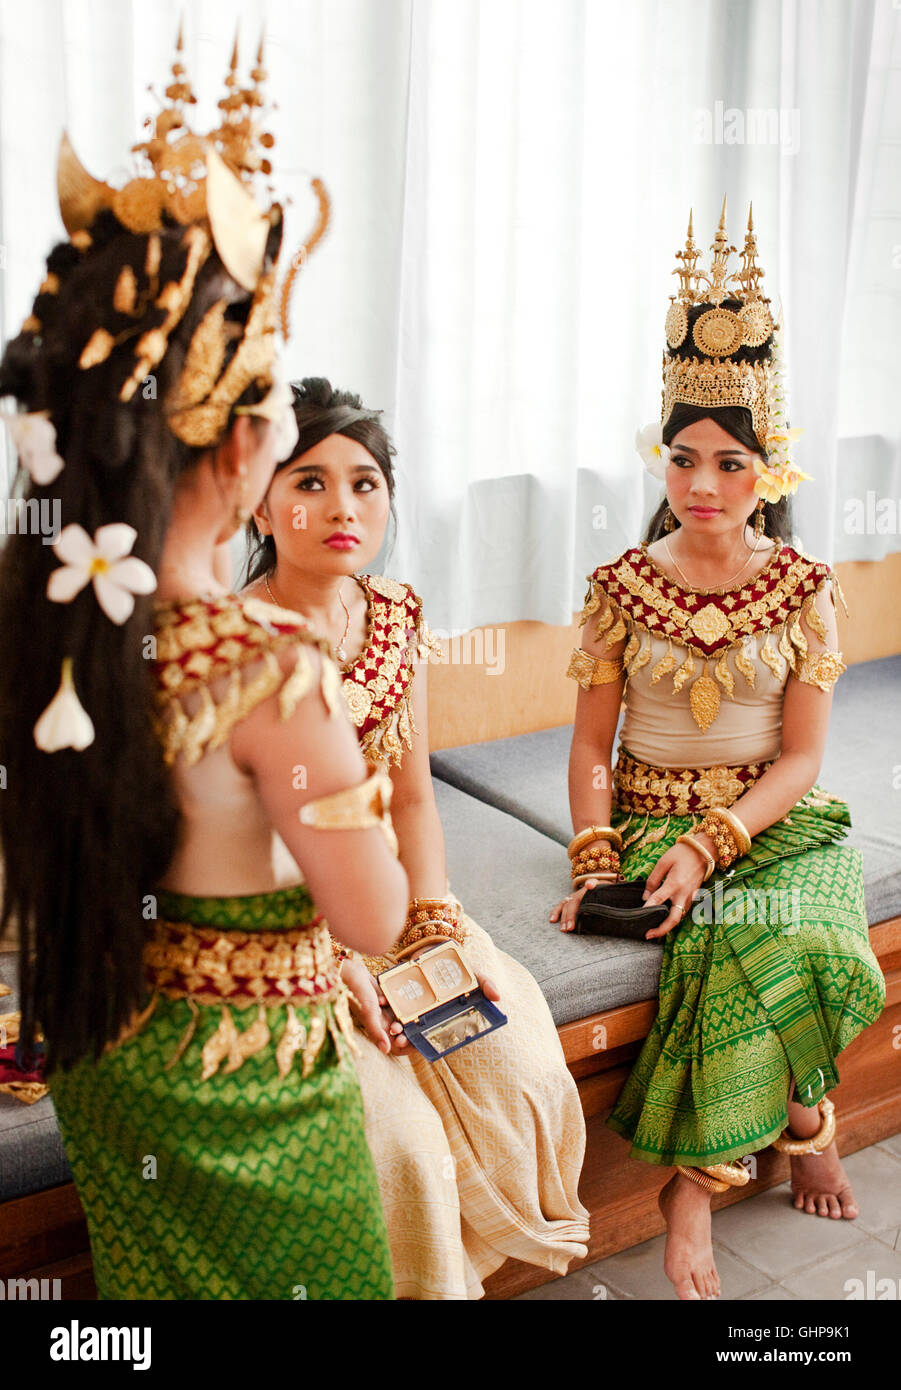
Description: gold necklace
264,573,352,661
663,535,766,592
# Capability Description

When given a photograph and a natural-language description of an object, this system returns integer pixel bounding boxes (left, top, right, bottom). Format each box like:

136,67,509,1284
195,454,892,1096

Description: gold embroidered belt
613,745,775,817
144,917,339,1006
114,918,359,1081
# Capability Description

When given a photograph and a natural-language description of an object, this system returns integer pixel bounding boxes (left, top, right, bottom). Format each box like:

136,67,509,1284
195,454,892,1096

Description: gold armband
299,765,398,854
566,648,625,690
794,650,846,693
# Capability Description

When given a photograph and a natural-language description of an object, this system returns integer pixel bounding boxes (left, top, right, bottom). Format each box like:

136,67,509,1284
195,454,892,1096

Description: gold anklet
676,1161,751,1194
771,1098,835,1155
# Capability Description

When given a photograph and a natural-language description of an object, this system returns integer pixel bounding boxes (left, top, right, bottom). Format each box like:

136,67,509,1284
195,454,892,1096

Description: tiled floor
516,1130,901,1300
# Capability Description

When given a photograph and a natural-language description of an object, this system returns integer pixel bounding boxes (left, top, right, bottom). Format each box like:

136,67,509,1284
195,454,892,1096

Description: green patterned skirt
606,786,886,1167
49,886,394,1300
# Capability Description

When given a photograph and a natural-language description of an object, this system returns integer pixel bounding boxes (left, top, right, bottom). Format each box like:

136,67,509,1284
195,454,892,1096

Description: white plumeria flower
635,423,670,480
0,410,65,485
33,657,95,752
47,523,157,625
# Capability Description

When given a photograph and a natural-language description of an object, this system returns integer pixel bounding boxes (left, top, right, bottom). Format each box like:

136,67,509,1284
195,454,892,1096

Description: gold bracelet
568,825,623,858
675,834,716,882
396,897,467,952
709,805,752,857
697,813,739,870
571,847,620,880
572,871,619,889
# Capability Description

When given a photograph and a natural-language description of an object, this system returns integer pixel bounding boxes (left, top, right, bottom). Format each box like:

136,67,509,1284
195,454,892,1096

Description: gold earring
664,505,678,533
753,499,766,538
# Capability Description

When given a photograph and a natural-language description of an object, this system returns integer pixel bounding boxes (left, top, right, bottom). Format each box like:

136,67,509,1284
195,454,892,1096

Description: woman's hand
550,876,612,933
341,952,501,1056
341,958,405,1054
641,843,709,939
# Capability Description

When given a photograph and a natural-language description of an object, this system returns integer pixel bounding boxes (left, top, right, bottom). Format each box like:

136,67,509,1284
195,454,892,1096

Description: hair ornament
47,522,157,625
0,410,65,485
635,422,670,481
33,658,96,753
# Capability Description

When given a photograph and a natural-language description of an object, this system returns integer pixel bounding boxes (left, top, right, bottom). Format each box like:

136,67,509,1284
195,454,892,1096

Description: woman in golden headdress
552,204,885,1300
0,38,407,1300
241,375,590,1300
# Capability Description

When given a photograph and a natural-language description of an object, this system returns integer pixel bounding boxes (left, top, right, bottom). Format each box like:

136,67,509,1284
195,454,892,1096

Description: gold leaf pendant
688,663,720,731
759,631,784,680
734,640,757,688
606,611,627,647
222,1003,271,1074
650,638,677,686
301,1011,328,1078
714,648,734,698
628,638,652,678
200,1005,240,1081
803,592,828,642
672,650,695,694
622,632,641,668
275,1004,307,1080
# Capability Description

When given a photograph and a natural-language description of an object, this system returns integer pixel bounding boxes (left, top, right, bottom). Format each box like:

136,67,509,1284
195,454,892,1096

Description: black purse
573,878,669,941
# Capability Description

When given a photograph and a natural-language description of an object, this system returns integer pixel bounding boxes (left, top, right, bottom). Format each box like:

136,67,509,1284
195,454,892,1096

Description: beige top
620,630,786,767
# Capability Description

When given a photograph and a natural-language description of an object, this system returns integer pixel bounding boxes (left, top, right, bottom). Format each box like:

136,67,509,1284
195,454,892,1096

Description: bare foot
658,1173,721,1300
790,1141,858,1219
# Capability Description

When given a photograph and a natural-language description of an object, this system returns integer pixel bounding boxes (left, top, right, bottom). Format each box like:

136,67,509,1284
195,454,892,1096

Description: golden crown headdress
50,23,330,447
660,199,808,500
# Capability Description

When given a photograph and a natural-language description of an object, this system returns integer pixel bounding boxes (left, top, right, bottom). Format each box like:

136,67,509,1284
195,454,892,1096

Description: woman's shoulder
153,591,330,690
586,545,646,584
358,573,429,631
151,593,339,767
778,541,836,580
359,573,421,607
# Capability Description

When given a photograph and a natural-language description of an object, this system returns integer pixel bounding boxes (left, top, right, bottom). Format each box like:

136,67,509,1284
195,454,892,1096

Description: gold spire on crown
47,23,330,448
696,195,735,306
58,24,276,288
659,201,808,499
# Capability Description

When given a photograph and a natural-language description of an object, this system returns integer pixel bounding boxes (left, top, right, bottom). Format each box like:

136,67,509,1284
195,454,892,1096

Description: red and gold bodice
152,593,339,765
340,574,439,766
577,543,847,735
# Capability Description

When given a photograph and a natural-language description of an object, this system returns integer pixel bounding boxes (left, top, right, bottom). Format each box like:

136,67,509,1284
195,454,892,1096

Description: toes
840,1190,859,1220
678,1280,701,1301
804,1193,818,1215
816,1195,830,1218
793,1189,806,1211
826,1194,842,1219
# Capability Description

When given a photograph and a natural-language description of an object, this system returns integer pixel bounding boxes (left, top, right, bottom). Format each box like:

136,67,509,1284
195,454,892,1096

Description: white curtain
1,0,897,627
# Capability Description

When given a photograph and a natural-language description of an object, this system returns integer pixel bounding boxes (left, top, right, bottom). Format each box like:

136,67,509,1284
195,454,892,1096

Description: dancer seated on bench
242,376,590,1300
551,205,885,1301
